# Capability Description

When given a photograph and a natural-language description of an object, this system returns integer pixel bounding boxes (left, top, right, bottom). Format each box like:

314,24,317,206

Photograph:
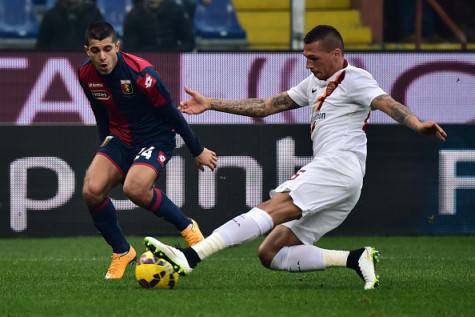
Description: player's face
85,37,120,75
303,41,343,80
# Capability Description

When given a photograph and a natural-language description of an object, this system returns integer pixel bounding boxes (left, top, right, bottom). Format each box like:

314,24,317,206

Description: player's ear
84,45,90,56
333,48,342,57
115,40,121,51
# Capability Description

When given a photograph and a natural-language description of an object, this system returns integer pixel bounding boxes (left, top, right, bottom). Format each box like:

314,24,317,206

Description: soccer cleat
104,245,137,280
181,218,204,246
144,236,192,275
348,246,380,290
358,247,380,290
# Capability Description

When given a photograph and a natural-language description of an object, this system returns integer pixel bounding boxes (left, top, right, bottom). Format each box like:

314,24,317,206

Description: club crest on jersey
120,80,134,95
157,151,167,167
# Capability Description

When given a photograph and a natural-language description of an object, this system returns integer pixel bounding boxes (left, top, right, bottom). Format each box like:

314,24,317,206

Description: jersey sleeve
137,67,174,108
155,105,204,156
346,69,386,108
287,75,312,107
139,67,204,157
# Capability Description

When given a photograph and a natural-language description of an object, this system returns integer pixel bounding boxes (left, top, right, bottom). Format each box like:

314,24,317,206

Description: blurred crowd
6,0,475,51
35,0,212,51
123,0,195,52
36,0,102,50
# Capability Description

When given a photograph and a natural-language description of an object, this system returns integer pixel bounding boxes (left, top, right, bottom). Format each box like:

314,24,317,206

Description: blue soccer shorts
97,135,174,178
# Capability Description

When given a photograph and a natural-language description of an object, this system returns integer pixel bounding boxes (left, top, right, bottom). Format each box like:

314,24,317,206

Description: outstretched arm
371,94,447,141
179,87,300,118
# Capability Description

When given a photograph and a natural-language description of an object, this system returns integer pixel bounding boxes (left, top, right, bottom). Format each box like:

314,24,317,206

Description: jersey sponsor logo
88,82,103,88
120,80,134,95
312,112,326,120
88,83,104,88
310,111,326,133
91,90,111,100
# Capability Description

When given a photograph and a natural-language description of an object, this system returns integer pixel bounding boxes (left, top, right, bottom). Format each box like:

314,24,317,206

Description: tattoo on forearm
372,94,416,127
209,93,298,117
210,98,267,117
270,94,298,113
390,102,412,124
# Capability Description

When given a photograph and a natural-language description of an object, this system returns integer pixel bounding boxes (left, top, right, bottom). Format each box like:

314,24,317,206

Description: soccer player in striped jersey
79,21,217,280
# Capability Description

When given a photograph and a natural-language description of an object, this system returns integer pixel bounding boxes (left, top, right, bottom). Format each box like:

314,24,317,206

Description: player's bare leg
125,164,203,246
83,154,136,279
83,154,122,206
123,164,157,207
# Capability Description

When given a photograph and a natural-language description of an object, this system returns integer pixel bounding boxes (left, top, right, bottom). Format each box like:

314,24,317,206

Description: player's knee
123,180,148,205
82,180,106,206
257,244,276,269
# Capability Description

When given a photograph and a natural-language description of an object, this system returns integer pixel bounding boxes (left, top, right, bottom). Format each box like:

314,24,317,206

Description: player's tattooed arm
370,94,420,130
371,94,447,141
209,92,299,118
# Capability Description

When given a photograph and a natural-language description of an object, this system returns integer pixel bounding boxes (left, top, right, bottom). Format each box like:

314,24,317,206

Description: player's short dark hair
85,21,117,46
304,25,344,52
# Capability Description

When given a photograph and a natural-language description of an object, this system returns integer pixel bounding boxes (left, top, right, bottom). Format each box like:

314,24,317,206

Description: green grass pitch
0,236,474,317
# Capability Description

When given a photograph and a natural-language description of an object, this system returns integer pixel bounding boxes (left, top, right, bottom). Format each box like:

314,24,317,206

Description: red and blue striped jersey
78,51,203,156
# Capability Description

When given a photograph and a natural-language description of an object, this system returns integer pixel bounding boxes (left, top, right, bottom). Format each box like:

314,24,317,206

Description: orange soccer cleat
180,219,204,246
105,245,137,280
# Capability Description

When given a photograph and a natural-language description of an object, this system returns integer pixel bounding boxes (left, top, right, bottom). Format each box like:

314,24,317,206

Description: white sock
214,207,273,246
192,207,274,260
321,249,349,268
191,232,226,260
270,245,325,272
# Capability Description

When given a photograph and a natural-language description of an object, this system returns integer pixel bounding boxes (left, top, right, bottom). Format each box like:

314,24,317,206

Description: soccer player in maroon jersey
78,21,217,279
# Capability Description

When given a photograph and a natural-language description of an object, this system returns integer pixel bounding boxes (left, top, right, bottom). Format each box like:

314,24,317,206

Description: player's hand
417,120,447,141
179,87,211,115
195,147,217,171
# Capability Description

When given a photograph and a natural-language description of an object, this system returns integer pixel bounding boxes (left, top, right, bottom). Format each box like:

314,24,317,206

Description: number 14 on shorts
135,146,155,160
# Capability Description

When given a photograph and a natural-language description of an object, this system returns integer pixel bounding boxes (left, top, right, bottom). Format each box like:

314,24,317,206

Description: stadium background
0,1,474,316
1,52,474,237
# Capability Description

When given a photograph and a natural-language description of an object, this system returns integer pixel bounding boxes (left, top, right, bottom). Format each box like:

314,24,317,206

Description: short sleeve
287,75,312,107
346,69,386,108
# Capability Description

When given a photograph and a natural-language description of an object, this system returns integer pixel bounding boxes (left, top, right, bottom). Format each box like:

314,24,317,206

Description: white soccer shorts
270,152,364,245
